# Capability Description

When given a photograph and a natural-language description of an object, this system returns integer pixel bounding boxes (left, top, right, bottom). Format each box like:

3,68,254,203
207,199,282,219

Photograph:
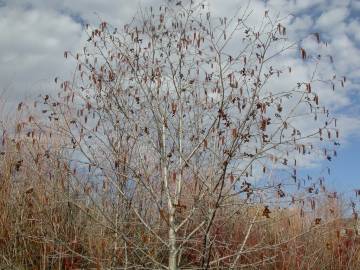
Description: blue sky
0,0,359,197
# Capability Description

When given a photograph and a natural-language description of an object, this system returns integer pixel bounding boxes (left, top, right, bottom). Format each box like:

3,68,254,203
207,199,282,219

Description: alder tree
23,0,343,269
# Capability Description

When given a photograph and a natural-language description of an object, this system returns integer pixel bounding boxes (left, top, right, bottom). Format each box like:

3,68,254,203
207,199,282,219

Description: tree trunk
162,121,178,270
168,210,178,270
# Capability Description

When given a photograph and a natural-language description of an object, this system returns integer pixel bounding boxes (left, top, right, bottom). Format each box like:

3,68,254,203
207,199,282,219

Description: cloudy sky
0,0,359,194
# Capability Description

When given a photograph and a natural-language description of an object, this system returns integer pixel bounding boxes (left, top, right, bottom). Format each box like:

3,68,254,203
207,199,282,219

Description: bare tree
31,1,341,269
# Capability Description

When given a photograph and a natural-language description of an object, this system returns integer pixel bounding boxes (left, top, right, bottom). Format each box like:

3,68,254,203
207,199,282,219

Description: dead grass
0,109,359,269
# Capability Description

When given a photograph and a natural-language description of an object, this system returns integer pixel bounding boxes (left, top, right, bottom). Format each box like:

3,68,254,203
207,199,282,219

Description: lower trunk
168,214,177,270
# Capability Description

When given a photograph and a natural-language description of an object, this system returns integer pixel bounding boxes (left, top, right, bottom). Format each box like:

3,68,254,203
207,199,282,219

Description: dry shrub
1,133,358,269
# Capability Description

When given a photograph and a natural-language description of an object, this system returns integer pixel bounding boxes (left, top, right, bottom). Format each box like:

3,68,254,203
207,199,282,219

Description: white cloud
353,0,360,10
336,115,360,143
329,34,360,76
266,0,326,15
0,5,82,103
291,15,313,32
316,7,349,31
347,19,360,43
